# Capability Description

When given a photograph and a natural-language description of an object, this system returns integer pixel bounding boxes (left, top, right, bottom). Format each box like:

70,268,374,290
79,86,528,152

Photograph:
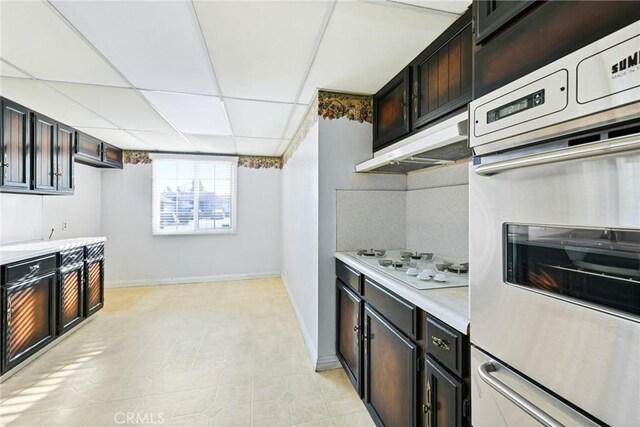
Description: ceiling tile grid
0,0,469,157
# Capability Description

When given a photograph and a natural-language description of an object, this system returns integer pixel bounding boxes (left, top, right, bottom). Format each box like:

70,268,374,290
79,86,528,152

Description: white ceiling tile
0,61,30,79
389,0,470,14
75,128,150,150
141,91,231,135
48,82,174,133
51,1,218,95
284,104,310,139
224,99,292,139
235,137,283,156
0,77,117,129
0,1,128,87
129,130,195,153
194,1,330,102
185,134,237,154
299,1,457,104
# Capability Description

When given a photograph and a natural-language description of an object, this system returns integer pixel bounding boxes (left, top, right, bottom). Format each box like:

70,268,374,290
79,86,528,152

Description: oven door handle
478,362,564,427
475,133,640,176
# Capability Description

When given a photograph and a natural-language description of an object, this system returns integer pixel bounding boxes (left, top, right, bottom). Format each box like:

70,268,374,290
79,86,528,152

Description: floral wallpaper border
123,151,283,169
318,90,372,124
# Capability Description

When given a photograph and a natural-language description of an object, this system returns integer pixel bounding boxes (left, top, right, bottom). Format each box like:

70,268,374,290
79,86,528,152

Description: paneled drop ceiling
0,0,470,156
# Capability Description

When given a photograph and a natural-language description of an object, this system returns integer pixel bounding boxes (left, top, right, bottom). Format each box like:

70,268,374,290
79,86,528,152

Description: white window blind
151,154,238,235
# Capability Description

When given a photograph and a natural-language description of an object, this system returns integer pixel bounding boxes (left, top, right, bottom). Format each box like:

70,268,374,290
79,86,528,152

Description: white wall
281,121,320,363
317,118,372,364
0,163,101,245
100,163,282,285
43,163,102,240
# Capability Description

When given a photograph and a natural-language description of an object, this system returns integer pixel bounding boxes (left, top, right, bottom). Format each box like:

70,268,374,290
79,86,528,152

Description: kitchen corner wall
100,162,282,286
0,164,101,245
281,91,373,369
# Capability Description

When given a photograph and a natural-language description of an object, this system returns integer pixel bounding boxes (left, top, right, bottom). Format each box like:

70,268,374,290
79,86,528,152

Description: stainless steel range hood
356,110,470,173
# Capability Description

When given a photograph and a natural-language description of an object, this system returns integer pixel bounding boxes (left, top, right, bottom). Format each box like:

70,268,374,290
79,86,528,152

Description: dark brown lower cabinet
85,258,104,317
1,258,56,372
425,355,466,427
336,280,363,395
57,264,84,335
364,304,417,427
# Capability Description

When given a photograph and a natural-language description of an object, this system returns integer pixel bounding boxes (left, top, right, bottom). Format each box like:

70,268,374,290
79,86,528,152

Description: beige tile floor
0,278,373,427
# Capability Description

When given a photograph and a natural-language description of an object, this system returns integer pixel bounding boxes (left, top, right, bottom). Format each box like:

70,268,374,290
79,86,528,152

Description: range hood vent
356,111,470,174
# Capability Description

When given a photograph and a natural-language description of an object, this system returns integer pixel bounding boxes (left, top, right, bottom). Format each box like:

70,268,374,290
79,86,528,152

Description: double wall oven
469,22,640,426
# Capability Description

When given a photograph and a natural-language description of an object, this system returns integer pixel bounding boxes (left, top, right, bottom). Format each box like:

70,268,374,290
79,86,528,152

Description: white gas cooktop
345,250,468,290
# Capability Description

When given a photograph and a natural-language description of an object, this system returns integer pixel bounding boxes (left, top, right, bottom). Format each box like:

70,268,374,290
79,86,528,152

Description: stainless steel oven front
469,21,640,427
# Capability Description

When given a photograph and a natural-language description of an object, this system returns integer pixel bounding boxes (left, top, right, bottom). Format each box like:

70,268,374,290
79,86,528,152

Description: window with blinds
151,154,237,235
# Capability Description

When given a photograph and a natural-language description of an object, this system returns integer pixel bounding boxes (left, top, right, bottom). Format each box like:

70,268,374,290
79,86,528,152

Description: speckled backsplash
336,162,470,261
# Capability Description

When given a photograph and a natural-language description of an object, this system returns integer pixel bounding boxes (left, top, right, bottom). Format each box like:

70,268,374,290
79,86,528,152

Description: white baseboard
281,274,319,364
106,271,280,288
315,354,341,372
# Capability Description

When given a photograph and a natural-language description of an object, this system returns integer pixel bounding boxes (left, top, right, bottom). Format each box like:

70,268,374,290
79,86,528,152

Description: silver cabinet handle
478,362,563,427
431,336,451,351
476,133,640,176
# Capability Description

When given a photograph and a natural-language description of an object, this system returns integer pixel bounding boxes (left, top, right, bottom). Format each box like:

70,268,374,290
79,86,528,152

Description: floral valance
123,151,282,169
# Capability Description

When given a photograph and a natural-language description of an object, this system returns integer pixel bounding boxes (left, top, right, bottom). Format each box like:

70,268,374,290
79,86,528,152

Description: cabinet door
336,280,363,395
474,0,536,45
85,258,104,316
58,265,84,335
102,142,123,169
75,132,102,163
32,113,57,192
364,304,417,427
56,124,75,193
425,355,466,427
412,11,472,129
1,99,31,190
2,274,56,372
373,67,411,152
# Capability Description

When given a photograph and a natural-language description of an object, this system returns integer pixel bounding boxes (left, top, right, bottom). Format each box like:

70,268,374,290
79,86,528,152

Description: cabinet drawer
363,278,416,339
336,259,362,294
4,255,57,285
59,247,84,268
426,315,465,377
85,243,104,261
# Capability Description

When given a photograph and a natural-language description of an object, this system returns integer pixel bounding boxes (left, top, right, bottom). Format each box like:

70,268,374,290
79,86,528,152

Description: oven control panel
469,21,640,151
487,90,545,124
473,69,568,139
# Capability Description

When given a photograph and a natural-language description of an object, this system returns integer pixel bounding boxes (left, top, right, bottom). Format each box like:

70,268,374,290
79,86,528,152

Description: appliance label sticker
577,35,640,104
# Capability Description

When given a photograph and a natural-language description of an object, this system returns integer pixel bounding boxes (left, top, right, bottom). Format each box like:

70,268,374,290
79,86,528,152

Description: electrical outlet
62,221,68,230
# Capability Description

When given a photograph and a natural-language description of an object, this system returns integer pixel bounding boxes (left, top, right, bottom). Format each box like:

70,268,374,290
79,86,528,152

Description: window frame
150,153,238,236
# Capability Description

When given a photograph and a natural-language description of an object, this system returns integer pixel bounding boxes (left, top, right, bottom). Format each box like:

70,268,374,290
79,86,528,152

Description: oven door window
505,224,640,317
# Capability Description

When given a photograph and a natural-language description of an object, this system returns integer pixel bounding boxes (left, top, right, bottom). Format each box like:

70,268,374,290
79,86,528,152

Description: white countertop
335,251,470,335
0,237,107,266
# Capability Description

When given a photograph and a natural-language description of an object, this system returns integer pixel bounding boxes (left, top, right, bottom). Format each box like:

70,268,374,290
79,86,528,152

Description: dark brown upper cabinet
102,142,123,169
56,124,75,194
1,99,31,191
372,8,472,153
32,113,75,194
373,67,411,152
472,1,640,98
75,132,102,164
75,131,123,169
411,9,472,130
474,0,535,45
32,113,58,192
